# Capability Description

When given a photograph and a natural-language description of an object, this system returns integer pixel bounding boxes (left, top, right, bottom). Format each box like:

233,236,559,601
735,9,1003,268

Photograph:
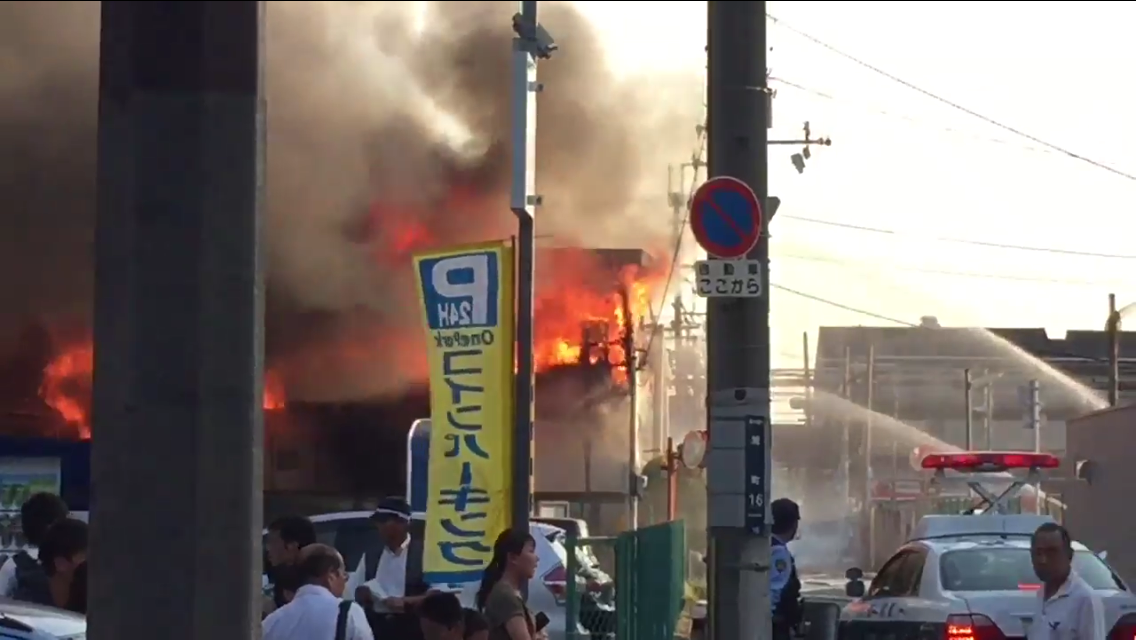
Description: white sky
570,0,1136,367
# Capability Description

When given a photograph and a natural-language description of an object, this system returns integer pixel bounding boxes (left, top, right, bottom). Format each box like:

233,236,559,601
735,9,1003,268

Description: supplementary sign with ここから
414,243,516,584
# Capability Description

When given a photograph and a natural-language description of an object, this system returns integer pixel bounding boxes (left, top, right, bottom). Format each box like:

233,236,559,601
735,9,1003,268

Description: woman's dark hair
66,561,87,614
39,518,88,577
475,528,534,611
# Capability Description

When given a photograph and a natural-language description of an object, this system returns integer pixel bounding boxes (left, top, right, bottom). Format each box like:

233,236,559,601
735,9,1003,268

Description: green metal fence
565,521,687,640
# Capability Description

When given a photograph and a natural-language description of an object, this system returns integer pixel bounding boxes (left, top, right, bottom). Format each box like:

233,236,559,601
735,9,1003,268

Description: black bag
335,601,353,640
11,551,51,606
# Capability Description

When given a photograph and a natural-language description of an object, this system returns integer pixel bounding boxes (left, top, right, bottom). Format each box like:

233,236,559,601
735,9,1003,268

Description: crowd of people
262,497,549,640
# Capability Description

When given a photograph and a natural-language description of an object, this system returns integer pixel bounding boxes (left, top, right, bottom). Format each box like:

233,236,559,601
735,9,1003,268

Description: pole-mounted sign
689,176,763,259
689,177,766,298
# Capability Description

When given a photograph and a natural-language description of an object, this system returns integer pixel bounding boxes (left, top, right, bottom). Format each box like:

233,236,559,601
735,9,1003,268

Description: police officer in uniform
771,498,803,640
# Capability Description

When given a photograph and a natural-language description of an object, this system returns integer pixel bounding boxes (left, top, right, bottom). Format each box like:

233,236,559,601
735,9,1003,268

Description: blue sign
744,414,768,535
689,176,763,259
417,251,501,329
408,419,431,517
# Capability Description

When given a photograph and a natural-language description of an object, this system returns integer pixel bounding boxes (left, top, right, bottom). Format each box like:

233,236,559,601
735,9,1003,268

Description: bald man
263,544,374,640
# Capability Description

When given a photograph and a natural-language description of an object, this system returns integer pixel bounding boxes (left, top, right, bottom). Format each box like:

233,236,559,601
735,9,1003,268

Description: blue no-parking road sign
689,176,763,259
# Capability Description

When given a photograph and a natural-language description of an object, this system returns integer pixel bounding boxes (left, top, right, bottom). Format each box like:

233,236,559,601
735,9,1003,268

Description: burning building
0,0,701,518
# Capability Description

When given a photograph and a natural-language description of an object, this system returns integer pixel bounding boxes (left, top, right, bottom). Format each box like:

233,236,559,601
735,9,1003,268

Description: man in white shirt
263,543,373,640
1028,522,1106,640
352,497,435,638
0,493,68,599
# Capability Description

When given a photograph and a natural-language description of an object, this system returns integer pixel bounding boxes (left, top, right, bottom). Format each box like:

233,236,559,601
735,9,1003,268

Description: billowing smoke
0,1,702,399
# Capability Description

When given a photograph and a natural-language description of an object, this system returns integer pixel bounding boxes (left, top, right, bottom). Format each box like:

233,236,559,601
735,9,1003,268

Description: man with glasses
263,544,373,640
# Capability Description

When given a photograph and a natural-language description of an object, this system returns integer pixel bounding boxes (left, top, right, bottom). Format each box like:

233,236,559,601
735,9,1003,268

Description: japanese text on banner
413,242,515,584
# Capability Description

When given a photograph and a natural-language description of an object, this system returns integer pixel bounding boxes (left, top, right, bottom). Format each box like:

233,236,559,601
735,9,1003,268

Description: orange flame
39,346,287,439
39,344,93,440
264,370,287,411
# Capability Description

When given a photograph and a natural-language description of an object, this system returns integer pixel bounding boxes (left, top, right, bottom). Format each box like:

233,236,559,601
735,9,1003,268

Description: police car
838,451,1136,640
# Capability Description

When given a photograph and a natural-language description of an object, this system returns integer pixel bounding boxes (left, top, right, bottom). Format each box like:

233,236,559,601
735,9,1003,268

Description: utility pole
865,346,875,572
92,3,264,639
1025,380,1042,514
621,286,640,529
1107,293,1121,406
841,346,852,512
510,0,556,540
983,379,994,450
666,436,679,521
964,369,973,450
802,331,812,427
705,3,770,640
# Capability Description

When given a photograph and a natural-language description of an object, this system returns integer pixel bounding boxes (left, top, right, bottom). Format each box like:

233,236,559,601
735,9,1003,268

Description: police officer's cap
771,498,800,527
371,496,411,523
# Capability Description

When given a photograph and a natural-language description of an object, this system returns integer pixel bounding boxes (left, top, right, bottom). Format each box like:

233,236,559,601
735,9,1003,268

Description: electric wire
771,283,918,327
780,215,1136,260
775,253,1128,286
766,12,1136,183
769,77,1053,154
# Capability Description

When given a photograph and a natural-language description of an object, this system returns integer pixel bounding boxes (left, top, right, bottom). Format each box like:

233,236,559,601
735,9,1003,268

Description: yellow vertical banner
413,241,515,584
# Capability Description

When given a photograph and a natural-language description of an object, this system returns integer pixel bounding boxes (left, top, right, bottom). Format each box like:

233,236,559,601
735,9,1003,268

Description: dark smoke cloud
0,1,702,399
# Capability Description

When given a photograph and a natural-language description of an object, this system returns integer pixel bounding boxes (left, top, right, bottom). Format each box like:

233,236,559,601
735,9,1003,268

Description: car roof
909,514,1055,541
915,536,1091,555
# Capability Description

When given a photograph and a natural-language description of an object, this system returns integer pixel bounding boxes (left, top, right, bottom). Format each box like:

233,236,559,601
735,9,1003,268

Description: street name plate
694,259,762,298
706,389,771,533
744,415,768,535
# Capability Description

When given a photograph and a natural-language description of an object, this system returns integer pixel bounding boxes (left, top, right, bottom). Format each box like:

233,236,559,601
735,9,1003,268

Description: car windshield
940,548,1124,591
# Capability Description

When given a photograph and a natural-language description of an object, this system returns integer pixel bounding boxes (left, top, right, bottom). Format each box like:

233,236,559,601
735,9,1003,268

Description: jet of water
808,390,960,453
968,328,1108,411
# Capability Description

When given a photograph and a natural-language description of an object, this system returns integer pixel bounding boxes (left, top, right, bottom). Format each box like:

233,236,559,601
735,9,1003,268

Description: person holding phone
475,529,544,640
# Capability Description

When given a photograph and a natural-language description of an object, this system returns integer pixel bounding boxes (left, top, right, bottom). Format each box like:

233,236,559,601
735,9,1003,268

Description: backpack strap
335,601,353,640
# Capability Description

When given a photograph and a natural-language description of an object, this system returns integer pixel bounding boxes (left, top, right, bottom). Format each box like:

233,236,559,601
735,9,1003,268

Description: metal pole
666,437,678,521
802,331,812,421
865,346,875,572
1028,379,1042,514
706,3,770,640
653,326,668,456
92,3,264,638
1108,293,1120,407
983,380,993,450
511,0,554,538
622,287,640,529
842,346,852,509
964,369,973,450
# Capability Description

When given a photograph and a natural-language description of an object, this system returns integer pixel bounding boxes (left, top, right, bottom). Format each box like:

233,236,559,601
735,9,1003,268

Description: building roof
815,323,1136,363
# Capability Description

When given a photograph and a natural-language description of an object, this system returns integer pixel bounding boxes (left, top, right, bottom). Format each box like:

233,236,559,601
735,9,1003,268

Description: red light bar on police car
920,451,1060,471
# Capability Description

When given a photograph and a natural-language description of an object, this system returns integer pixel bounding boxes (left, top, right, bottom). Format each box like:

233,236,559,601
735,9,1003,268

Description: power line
769,77,1053,154
766,13,1136,183
775,253,1128,286
781,214,1136,260
771,283,918,326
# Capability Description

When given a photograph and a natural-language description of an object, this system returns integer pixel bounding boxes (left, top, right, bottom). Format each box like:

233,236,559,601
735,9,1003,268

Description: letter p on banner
413,241,516,585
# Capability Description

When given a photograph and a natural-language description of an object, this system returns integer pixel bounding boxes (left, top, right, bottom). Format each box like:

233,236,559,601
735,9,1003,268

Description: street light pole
510,0,555,537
